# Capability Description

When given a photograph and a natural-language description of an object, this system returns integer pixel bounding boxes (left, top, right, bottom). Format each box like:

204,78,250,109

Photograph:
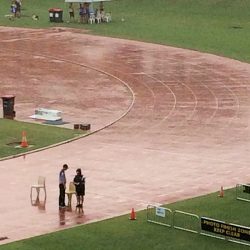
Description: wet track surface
0,27,250,243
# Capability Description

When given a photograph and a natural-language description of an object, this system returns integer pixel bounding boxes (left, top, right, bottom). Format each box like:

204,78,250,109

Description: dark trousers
59,183,66,206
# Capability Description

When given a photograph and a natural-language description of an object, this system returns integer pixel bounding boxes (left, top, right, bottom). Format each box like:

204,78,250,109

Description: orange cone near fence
20,131,28,148
218,186,224,198
129,208,136,220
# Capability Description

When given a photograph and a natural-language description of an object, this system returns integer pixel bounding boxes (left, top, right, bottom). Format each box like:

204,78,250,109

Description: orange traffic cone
218,186,224,198
129,208,136,220
20,131,28,148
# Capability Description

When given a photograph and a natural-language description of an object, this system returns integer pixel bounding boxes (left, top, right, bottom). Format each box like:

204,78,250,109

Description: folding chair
88,13,95,24
95,11,102,23
65,182,76,206
104,12,111,23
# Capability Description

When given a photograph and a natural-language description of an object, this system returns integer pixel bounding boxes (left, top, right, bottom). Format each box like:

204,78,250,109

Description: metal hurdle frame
236,183,250,202
147,204,250,247
147,204,173,227
173,210,200,234
147,205,200,233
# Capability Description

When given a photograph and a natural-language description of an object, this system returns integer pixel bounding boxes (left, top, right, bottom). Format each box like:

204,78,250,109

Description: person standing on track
59,164,69,208
73,168,85,208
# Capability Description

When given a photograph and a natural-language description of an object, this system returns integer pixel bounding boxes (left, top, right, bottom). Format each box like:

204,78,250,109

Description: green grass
0,119,83,158
1,0,250,62
1,189,249,250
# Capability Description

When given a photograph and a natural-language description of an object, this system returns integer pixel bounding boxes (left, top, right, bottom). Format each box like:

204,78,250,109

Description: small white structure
30,108,62,121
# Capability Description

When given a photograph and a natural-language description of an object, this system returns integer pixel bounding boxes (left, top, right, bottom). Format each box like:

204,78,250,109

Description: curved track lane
0,27,250,244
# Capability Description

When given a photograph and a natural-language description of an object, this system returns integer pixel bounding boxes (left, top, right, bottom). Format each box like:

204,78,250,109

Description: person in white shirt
59,164,68,208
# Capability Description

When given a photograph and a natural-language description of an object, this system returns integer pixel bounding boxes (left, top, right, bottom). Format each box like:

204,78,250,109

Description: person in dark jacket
73,168,85,208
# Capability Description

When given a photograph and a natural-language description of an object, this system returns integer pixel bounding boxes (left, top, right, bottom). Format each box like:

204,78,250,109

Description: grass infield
0,119,83,159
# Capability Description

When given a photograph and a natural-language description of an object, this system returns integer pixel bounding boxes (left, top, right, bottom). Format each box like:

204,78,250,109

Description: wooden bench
30,108,62,121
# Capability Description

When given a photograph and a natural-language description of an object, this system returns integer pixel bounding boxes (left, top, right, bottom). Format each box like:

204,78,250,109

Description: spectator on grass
59,164,69,208
84,3,90,21
10,1,17,18
89,5,94,16
73,168,85,208
79,4,84,23
15,0,21,18
99,1,104,12
99,1,105,21
68,3,75,22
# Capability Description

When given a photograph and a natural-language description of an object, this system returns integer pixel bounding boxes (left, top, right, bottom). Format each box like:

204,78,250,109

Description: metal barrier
173,210,200,234
147,204,250,247
236,184,250,202
200,217,226,241
147,205,172,227
200,217,250,247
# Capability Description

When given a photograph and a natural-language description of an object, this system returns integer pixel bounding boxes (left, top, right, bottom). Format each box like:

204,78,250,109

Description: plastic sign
201,217,250,241
156,207,166,218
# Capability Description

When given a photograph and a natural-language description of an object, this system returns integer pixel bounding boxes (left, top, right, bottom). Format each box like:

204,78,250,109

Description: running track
0,27,250,244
